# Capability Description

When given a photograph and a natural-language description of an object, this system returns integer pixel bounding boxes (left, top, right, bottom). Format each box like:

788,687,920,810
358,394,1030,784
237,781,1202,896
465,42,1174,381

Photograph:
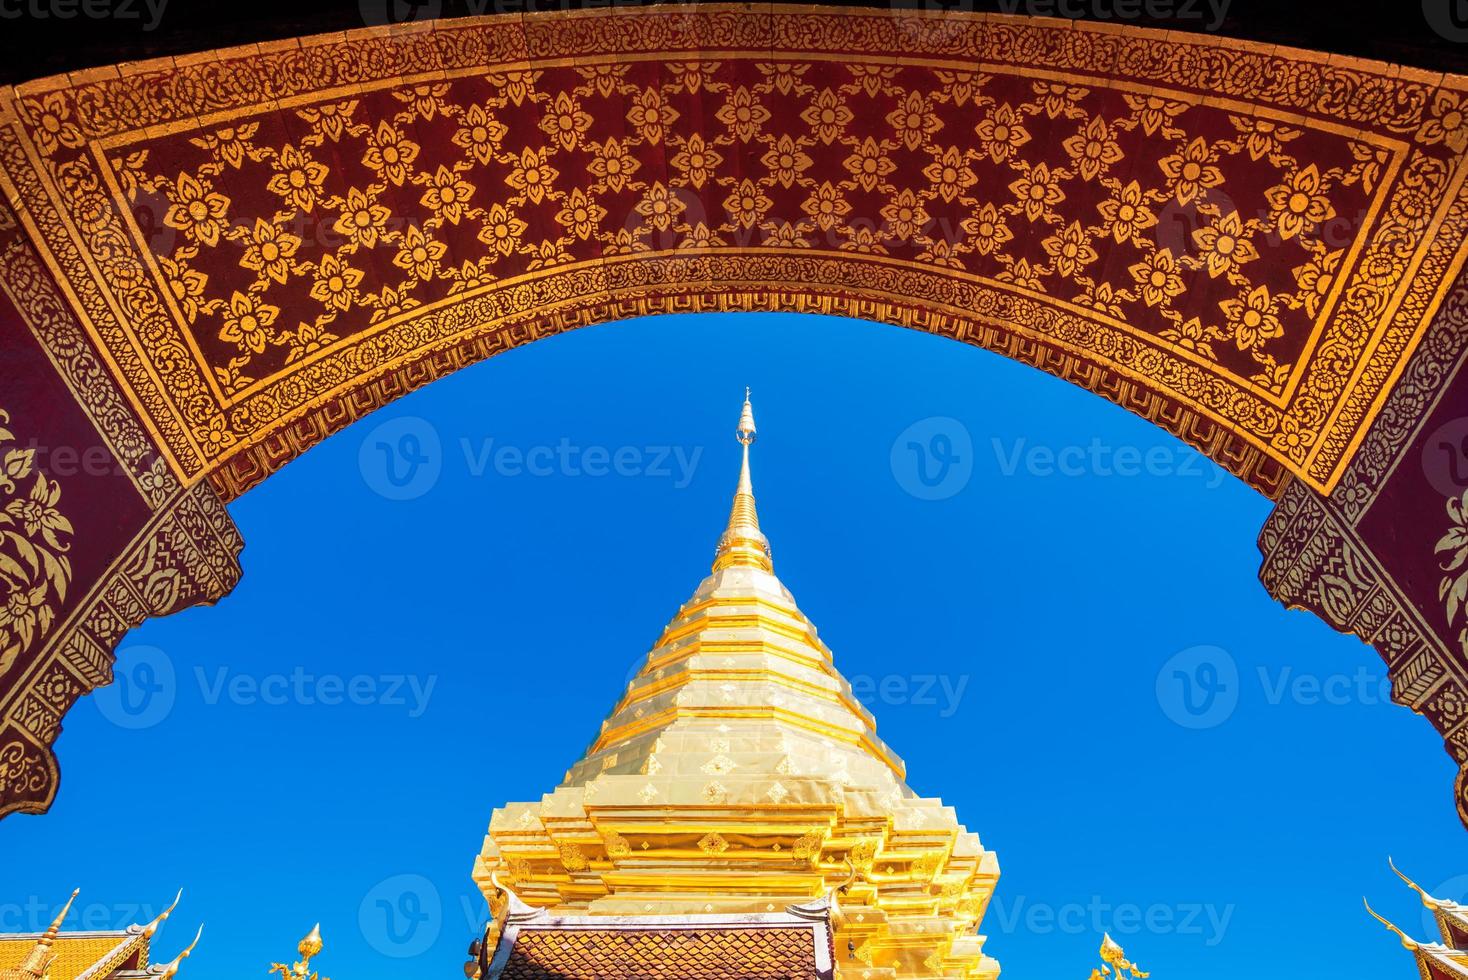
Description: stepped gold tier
472,395,1001,980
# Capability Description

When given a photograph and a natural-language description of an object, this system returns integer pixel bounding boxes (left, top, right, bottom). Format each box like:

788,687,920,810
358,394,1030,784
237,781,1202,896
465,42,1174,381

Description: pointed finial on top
13,890,78,978
142,890,183,938
737,389,756,446
154,925,202,979
1390,857,1449,910
714,390,771,573
1365,898,1422,951
299,925,323,960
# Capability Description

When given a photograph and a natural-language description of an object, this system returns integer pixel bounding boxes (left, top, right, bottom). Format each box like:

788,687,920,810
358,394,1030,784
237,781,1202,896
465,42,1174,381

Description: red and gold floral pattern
2,6,1466,495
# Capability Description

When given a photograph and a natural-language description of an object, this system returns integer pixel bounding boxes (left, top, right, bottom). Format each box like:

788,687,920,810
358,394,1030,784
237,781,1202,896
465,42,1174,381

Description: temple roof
0,892,196,980
473,394,1000,980
477,883,834,980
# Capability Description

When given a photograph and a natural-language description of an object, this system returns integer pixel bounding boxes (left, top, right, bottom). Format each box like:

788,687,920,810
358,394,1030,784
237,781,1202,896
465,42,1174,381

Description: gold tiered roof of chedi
472,394,1000,980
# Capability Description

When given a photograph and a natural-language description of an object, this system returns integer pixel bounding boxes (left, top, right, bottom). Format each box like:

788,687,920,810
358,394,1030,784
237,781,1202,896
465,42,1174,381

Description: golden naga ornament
1088,933,1150,980
269,925,327,980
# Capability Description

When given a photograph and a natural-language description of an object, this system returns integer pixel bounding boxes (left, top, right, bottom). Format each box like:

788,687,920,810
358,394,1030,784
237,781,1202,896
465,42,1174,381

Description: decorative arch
3,4,1468,823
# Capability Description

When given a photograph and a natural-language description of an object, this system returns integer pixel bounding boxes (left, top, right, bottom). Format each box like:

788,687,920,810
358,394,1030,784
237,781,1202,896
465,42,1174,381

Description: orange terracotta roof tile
498,924,821,980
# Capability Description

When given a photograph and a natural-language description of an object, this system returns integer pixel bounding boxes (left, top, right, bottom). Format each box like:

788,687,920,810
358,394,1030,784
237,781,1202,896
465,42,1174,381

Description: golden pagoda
0,891,199,980
470,393,1000,980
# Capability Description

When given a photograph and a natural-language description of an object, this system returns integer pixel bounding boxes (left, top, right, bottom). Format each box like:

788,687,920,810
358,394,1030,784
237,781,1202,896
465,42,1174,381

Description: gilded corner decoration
1,4,1467,821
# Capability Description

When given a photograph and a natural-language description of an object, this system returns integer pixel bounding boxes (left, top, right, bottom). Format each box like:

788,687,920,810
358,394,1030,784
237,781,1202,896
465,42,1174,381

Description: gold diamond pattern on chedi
2,7,1467,492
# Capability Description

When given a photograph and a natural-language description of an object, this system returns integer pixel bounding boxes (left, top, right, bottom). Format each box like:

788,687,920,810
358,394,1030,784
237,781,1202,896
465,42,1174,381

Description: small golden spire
11,889,80,979
1365,898,1423,951
713,389,772,573
271,925,327,980
1390,856,1451,910
154,925,202,979
141,890,182,938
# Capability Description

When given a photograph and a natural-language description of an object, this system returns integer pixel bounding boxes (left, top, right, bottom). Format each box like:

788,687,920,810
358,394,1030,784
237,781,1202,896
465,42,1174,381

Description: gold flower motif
1291,248,1343,317
506,147,559,205
724,179,771,230
477,204,528,257
974,103,1031,164
627,87,680,144
960,202,1013,256
1095,180,1158,244
880,189,929,241
418,166,477,225
1191,210,1259,279
843,137,897,193
308,254,364,312
1265,164,1336,241
669,134,720,190
163,172,231,247
362,122,420,186
885,89,942,151
1158,137,1223,206
237,220,300,284
760,134,813,189
1008,162,1066,223
590,137,643,193
21,93,83,156
158,255,210,322
922,146,976,204
332,188,392,250
393,225,448,280
218,290,280,354
715,87,769,143
800,88,853,145
452,104,509,165
267,144,329,213
636,183,686,233
1129,248,1186,307
1063,115,1125,182
801,181,852,232
1041,221,1099,279
539,91,592,153
556,188,608,241
1417,90,1468,154
1219,284,1283,351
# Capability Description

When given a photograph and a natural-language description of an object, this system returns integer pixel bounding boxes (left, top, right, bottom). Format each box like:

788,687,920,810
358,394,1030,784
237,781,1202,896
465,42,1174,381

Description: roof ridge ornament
151,925,202,980
713,389,773,573
1364,898,1425,951
9,889,79,979
1389,856,1456,911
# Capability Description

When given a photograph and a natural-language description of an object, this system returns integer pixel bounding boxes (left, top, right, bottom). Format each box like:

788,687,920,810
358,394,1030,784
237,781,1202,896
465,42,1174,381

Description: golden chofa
472,393,1000,980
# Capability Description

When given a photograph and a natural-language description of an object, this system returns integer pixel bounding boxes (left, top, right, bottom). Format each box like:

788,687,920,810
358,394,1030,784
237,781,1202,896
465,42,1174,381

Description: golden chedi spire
713,390,771,573
473,391,1000,980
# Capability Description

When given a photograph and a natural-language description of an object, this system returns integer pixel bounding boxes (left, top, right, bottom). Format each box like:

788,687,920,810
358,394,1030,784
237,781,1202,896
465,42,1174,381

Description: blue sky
3,311,1463,978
